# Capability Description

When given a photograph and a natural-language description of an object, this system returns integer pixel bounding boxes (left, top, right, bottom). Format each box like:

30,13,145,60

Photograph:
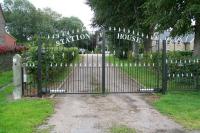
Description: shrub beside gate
22,46,79,96
136,51,200,91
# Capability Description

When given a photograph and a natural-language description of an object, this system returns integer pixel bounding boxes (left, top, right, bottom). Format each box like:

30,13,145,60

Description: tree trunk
144,28,153,53
144,35,152,53
193,17,200,56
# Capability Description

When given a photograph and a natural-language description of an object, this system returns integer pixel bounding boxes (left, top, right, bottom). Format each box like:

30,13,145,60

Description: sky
0,0,94,30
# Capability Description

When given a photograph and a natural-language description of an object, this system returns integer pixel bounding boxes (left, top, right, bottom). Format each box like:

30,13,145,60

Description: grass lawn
107,55,200,130
109,125,136,133
106,56,159,88
0,71,13,87
153,91,200,130
0,85,54,133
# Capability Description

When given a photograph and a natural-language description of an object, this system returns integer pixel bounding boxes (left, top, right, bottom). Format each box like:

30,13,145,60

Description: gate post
162,40,168,94
102,29,106,94
37,33,42,97
13,54,22,99
156,40,160,90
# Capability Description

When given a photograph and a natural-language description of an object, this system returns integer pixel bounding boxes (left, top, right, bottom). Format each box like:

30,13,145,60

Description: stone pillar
13,54,22,100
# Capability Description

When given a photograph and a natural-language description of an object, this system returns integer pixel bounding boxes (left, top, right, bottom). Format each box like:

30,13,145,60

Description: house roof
158,31,194,44
5,33,16,40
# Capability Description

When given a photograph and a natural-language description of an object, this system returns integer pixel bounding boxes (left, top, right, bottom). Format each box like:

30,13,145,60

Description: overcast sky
0,0,94,30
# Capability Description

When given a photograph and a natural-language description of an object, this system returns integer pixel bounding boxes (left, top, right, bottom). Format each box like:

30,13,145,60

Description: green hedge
24,46,79,81
127,51,199,77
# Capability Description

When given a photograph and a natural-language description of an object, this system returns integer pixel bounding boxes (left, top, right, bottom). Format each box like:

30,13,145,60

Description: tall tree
3,0,36,42
35,8,61,35
143,0,200,56
87,0,155,52
2,0,87,44
56,16,84,31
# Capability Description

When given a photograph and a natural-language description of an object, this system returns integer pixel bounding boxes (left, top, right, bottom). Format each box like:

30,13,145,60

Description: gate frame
22,29,169,96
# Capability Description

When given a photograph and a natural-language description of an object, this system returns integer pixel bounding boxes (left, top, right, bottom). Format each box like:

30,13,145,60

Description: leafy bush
140,51,199,86
167,51,193,59
165,51,199,79
25,46,79,81
128,51,199,77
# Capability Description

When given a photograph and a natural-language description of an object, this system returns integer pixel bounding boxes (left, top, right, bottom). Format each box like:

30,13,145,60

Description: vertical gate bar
135,42,139,91
92,42,94,93
131,49,133,92
37,33,42,97
96,31,99,92
131,42,134,92
91,52,93,93
162,40,168,94
114,54,115,93
84,55,86,93
145,61,147,90
68,51,70,93
80,54,85,91
119,40,121,92
128,49,130,92
73,54,74,93
96,39,99,92
21,67,24,96
102,29,106,94
77,53,79,93
86,51,88,93
109,49,111,92
156,40,160,90
114,31,116,93
87,50,89,93
122,54,126,92
44,37,47,94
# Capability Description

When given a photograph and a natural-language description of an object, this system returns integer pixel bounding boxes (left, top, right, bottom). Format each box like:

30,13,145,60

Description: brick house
0,4,16,49
152,31,194,52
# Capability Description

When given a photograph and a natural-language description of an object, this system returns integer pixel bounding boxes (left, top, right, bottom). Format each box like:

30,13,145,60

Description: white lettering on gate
71,36,75,42
55,33,90,44
66,38,71,43
80,34,85,40
124,34,130,40
117,33,135,42
85,34,90,39
117,33,125,40
76,35,80,41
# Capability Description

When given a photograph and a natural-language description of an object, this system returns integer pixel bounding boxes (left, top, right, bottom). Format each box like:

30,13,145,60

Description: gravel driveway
45,94,187,133
42,54,189,133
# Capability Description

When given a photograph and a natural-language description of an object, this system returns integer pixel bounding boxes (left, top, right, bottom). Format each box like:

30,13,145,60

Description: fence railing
167,58,200,92
20,30,200,96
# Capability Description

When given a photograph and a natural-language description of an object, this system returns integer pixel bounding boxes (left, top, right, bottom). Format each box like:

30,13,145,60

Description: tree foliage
2,0,86,43
3,0,36,42
143,0,200,56
87,0,154,52
88,0,200,56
